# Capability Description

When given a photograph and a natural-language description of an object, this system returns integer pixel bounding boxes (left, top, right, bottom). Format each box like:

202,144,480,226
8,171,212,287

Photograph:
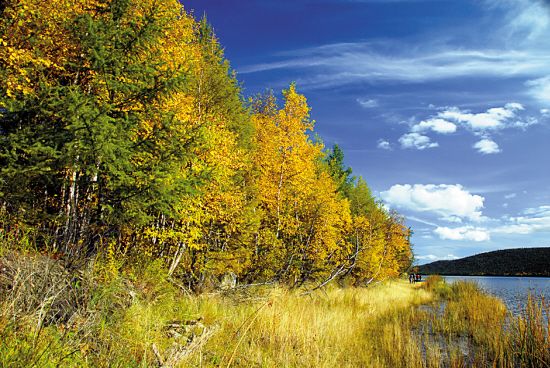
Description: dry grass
512,295,550,367
411,278,549,368
1,247,548,368
186,281,433,367
0,248,435,368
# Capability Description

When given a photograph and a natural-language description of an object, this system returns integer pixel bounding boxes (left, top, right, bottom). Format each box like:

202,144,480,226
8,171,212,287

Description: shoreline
2,259,548,367
421,273,550,278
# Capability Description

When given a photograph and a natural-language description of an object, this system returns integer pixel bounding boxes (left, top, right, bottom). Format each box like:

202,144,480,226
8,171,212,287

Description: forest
0,0,413,290
2,2,549,367
418,247,550,277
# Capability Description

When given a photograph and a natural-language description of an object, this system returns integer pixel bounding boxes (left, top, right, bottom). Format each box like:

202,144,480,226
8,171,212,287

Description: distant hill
417,247,550,276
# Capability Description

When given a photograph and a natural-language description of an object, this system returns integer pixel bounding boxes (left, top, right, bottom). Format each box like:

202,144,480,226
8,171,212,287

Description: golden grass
1,253,548,368
182,281,433,367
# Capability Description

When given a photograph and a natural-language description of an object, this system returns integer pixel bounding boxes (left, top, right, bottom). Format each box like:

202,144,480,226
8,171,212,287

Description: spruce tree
0,0,199,254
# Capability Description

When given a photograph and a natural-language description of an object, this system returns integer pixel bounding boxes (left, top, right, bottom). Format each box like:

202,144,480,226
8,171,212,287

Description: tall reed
1,246,548,368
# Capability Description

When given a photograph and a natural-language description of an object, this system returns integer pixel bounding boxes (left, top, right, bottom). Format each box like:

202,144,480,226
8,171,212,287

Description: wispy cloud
486,0,550,43
357,98,379,108
241,45,550,88
407,216,439,227
241,0,550,104
416,253,459,262
429,204,550,241
494,205,550,235
344,0,447,3
526,76,550,104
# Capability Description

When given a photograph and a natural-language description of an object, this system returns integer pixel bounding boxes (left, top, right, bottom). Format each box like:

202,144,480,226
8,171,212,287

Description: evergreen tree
0,0,413,285
0,0,199,254
325,144,354,196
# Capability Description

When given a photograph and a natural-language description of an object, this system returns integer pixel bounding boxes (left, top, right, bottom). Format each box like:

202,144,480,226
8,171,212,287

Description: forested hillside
418,247,550,276
0,0,413,289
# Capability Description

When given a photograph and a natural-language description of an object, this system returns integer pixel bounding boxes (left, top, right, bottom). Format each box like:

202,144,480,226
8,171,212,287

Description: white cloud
377,139,392,150
398,133,439,150
357,98,379,108
526,76,550,104
473,138,501,154
241,43,550,88
505,102,524,110
241,0,550,108
522,205,550,215
491,0,550,42
416,254,438,261
380,184,485,221
444,215,464,223
416,253,460,262
493,223,535,234
510,116,538,130
429,205,550,239
504,193,517,199
411,118,457,134
438,103,524,131
434,226,491,241
407,216,439,227
400,102,532,153
401,102,534,153
493,205,550,235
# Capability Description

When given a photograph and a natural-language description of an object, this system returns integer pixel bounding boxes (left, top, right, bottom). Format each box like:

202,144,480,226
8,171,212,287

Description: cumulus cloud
380,184,485,221
398,133,438,150
438,103,524,131
398,102,534,153
411,118,457,134
434,226,491,241
377,139,392,150
357,98,379,108
401,102,535,153
473,138,501,154
504,193,517,199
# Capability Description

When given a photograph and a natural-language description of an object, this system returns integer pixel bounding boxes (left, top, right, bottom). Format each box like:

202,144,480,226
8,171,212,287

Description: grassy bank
0,251,548,367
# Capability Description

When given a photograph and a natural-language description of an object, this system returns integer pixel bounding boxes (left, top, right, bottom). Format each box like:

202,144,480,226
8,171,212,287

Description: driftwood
152,319,218,368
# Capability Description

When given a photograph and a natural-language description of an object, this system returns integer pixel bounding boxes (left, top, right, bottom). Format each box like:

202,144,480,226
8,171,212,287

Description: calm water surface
442,276,550,314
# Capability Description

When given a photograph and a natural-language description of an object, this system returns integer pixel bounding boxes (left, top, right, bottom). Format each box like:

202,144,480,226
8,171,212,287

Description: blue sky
185,0,550,264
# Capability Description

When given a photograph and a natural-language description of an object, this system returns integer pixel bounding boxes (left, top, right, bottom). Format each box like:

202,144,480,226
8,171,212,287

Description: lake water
442,276,550,314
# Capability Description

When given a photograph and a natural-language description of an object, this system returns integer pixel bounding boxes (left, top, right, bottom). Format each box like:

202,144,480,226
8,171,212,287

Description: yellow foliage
0,0,413,287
